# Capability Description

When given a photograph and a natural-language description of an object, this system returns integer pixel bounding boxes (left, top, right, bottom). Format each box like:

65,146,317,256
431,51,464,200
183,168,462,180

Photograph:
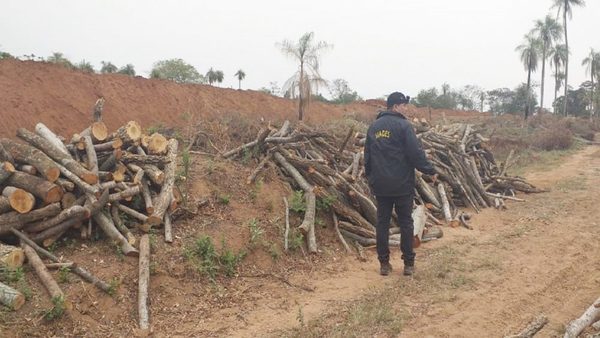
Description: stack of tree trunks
228,119,543,254
0,100,176,330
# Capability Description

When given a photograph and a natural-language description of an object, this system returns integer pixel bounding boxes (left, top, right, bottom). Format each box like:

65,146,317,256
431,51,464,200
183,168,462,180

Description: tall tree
550,44,569,110
100,61,118,74
516,33,541,120
151,59,203,84
277,32,332,120
118,64,136,76
532,15,562,113
234,69,246,90
46,52,73,68
582,49,600,119
552,0,586,116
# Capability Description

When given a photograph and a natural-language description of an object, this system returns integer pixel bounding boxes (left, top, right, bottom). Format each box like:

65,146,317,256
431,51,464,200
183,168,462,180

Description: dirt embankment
0,59,486,138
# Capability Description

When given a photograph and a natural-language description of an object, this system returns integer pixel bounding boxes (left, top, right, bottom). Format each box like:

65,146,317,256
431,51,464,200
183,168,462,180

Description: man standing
364,92,436,276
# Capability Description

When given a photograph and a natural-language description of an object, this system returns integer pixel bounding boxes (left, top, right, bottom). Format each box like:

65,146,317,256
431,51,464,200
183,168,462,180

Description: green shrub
290,190,306,213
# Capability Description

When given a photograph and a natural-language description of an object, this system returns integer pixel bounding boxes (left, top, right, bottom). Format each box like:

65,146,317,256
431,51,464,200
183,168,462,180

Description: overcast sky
1,0,599,105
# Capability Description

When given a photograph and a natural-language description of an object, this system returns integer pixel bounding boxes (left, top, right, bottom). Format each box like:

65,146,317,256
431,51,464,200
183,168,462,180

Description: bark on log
11,229,112,293
143,165,164,186
83,136,99,174
5,171,63,204
0,203,62,235
117,203,148,223
2,186,35,214
16,164,37,176
0,243,25,268
140,178,154,214
22,243,64,300
55,178,75,192
0,196,11,214
108,186,141,203
0,162,15,185
93,211,138,257
164,212,173,243
413,205,427,243
15,128,97,184
116,121,142,145
121,153,169,166
246,152,272,185
332,212,351,253
437,183,453,223
504,315,548,338
94,138,123,152
0,139,60,182
138,234,150,330
273,152,317,253
0,281,25,310
56,162,100,196
34,123,70,157
283,197,290,252
111,204,135,245
564,297,600,338
148,139,178,226
0,143,14,163
339,221,376,239
30,217,82,245
25,205,90,233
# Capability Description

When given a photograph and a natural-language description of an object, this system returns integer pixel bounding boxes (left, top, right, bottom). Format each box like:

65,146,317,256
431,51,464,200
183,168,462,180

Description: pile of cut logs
226,119,543,254
0,100,175,330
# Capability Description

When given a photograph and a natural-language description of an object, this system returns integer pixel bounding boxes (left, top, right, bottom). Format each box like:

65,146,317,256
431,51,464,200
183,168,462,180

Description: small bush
530,128,573,150
316,194,336,211
248,218,264,246
290,190,306,213
218,194,231,205
184,235,245,279
44,296,66,321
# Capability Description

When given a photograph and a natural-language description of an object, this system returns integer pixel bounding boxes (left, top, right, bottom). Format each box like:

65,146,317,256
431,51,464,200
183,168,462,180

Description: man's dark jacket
364,111,435,196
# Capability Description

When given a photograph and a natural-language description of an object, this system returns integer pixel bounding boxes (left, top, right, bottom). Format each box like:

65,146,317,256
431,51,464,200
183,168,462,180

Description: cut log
22,243,64,300
0,143,15,163
504,314,548,338
0,243,25,268
94,138,123,152
16,164,37,176
109,186,141,203
55,178,75,192
56,162,100,196
113,163,127,182
116,121,142,144
437,183,453,223
83,136,99,174
563,297,600,338
93,211,138,257
143,165,165,186
11,229,112,293
2,187,35,214
283,197,290,252
117,203,148,223
15,128,98,184
121,153,169,166
25,205,90,233
140,178,154,214
0,161,15,185
413,205,427,242
147,139,178,226
5,171,63,204
144,133,168,155
0,196,11,214
332,212,351,253
81,121,109,143
0,281,25,310
111,204,135,245
339,221,376,239
138,234,150,330
164,212,173,243
0,138,60,182
30,217,82,245
273,152,317,253
0,203,62,235
34,123,70,157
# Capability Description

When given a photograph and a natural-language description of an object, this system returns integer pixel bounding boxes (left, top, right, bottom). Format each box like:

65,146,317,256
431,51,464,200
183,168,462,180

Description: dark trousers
375,195,415,266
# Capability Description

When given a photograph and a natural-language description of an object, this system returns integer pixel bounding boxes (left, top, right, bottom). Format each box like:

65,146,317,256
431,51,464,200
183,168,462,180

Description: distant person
364,92,436,276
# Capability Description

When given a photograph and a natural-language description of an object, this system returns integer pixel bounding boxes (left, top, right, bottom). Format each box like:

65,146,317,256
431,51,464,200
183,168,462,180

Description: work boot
380,262,393,276
403,264,414,276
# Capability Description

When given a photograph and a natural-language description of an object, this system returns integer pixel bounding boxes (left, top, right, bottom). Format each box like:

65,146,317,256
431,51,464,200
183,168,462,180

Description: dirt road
220,145,600,337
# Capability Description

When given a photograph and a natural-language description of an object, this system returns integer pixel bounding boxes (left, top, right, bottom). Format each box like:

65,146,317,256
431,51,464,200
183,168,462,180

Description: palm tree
550,44,568,111
532,15,562,113
215,70,224,86
552,0,586,116
582,49,600,119
206,68,216,85
277,32,332,120
234,69,246,90
516,33,541,120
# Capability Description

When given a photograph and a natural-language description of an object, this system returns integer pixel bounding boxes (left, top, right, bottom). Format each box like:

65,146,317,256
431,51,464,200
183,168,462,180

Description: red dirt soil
0,59,485,139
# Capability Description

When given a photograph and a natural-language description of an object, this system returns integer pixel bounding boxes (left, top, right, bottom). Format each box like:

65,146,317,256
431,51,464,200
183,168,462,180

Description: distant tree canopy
486,84,538,115
76,60,95,73
100,61,118,74
411,84,484,111
206,68,224,86
47,52,74,68
150,59,204,84
118,64,136,76
329,79,362,104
